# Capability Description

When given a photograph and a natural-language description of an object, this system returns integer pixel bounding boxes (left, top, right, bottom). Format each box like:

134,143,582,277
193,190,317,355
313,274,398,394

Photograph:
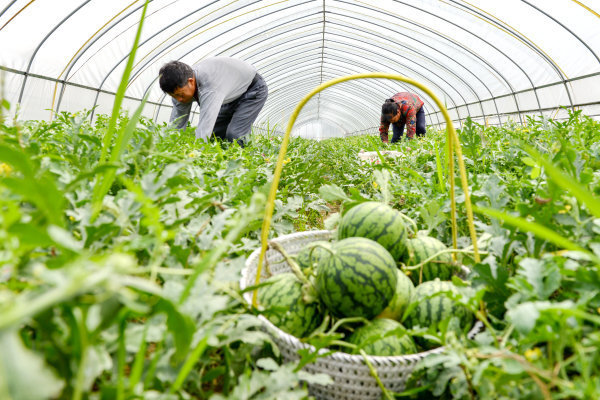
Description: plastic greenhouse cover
0,0,599,137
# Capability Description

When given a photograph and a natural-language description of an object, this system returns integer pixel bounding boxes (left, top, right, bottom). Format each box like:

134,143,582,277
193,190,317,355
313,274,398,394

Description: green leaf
472,256,511,316
521,156,536,167
373,169,392,205
0,330,64,400
154,299,195,363
0,145,65,227
501,358,525,374
8,223,54,247
256,358,279,371
506,302,539,334
48,225,83,252
517,258,561,300
318,184,352,202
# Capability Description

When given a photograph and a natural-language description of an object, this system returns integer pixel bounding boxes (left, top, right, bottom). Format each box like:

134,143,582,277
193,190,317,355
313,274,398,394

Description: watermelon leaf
0,330,64,400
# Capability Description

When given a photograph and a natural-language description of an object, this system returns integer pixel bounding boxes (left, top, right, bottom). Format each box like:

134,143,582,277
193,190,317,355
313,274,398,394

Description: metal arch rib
56,0,216,115
93,0,317,120
17,0,92,104
379,0,533,123
0,1,18,19
153,2,517,128
262,54,440,129
324,9,499,124
344,0,533,123
228,28,464,114
86,0,275,119
260,58,441,130
446,0,575,111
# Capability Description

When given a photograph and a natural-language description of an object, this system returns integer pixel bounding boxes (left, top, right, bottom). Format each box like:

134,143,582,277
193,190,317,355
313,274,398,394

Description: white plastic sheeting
0,0,599,138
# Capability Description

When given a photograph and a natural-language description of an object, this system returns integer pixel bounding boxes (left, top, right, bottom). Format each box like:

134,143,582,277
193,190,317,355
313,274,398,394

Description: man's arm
195,90,226,140
169,97,192,130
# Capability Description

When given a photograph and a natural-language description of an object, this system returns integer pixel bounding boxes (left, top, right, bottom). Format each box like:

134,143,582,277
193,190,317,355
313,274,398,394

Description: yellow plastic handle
252,73,479,306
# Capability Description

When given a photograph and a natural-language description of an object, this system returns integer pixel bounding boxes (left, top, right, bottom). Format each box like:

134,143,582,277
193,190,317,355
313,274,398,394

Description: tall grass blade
435,142,445,193
92,95,148,219
91,1,149,221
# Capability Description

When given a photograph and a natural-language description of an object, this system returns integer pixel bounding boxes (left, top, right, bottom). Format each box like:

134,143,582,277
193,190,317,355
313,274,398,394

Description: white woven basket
240,230,482,400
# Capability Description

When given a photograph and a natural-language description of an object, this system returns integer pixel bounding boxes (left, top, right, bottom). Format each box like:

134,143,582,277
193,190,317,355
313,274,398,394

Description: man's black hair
381,98,399,123
159,61,194,93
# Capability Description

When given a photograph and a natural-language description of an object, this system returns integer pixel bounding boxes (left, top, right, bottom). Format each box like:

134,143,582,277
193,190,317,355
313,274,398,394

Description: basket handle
252,73,480,307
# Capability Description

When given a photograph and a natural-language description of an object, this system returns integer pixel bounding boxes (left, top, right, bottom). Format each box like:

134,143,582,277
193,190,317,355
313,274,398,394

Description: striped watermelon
376,268,414,321
405,279,472,332
295,241,331,275
337,201,408,261
347,318,417,356
257,273,323,338
404,236,459,285
316,237,397,319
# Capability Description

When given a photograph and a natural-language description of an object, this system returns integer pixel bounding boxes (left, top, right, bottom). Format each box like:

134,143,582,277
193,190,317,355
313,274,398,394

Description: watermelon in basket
240,230,483,400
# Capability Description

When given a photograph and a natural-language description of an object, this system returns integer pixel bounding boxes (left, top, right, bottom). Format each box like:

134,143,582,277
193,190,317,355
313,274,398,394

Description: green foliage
0,102,599,399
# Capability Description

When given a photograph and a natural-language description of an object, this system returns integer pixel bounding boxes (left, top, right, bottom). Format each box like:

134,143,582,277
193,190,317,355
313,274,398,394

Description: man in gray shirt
159,57,268,145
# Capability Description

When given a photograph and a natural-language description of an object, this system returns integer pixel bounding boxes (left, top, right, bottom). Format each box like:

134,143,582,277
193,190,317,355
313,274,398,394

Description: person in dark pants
378,92,426,143
159,57,268,146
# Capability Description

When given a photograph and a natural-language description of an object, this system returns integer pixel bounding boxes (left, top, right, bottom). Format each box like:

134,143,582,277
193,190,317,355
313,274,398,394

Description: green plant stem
116,315,127,400
459,363,476,400
168,335,210,393
402,248,487,271
143,341,163,390
500,324,515,348
397,212,418,236
73,308,89,400
128,325,148,393
327,316,369,335
359,349,394,400
268,241,308,284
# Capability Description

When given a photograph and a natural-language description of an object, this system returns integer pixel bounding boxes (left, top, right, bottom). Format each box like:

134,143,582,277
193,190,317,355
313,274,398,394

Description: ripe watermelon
295,241,331,275
337,201,408,261
347,318,417,356
257,273,323,338
376,268,414,321
315,237,397,319
404,279,472,331
404,236,459,284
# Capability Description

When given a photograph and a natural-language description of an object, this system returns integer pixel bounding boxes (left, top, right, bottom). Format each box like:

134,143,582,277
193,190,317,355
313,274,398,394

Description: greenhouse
1,0,599,399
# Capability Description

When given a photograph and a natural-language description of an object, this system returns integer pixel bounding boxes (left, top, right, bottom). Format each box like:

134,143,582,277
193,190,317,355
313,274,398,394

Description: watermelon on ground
347,318,417,356
257,273,323,338
337,201,408,261
376,268,414,321
316,237,398,320
404,236,459,285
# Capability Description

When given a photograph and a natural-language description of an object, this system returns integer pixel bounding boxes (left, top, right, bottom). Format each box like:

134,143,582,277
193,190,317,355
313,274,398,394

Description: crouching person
159,57,268,146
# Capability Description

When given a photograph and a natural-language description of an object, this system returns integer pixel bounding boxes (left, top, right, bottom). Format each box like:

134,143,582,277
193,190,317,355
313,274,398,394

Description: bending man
159,57,268,145
378,92,426,143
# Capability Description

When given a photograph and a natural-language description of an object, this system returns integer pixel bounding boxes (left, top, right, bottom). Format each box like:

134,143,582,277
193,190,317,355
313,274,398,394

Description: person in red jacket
378,92,426,143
